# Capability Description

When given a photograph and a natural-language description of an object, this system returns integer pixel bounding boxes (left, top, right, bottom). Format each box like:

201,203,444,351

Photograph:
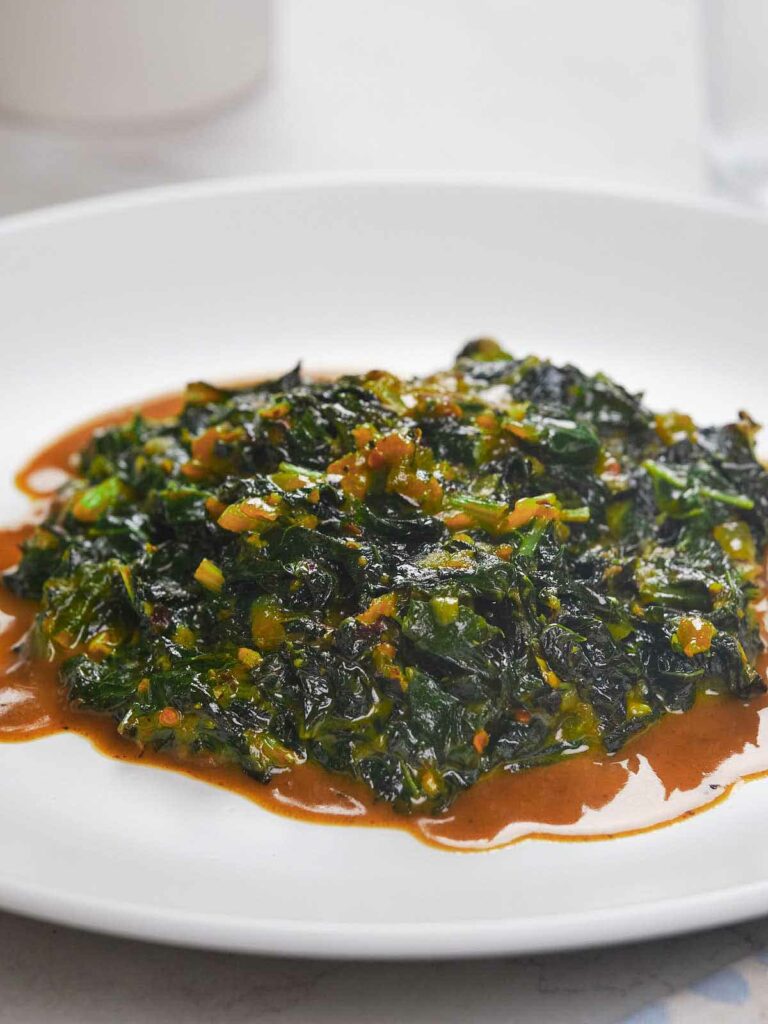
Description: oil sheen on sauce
3,394,768,852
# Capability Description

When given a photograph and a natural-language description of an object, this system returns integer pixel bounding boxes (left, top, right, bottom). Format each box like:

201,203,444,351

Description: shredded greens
7,340,768,812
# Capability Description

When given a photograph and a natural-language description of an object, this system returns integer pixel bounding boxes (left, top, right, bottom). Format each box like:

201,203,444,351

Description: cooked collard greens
7,340,768,812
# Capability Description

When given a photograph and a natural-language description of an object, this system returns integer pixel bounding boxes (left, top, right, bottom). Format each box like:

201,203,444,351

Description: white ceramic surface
0,0,268,126
1,177,768,959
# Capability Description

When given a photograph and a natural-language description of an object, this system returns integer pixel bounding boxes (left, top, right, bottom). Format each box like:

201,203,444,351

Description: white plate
2,176,768,959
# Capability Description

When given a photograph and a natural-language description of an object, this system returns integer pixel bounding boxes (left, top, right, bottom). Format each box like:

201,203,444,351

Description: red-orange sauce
3,395,768,851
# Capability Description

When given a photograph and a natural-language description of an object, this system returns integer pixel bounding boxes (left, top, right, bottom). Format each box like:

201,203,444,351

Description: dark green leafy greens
7,341,768,812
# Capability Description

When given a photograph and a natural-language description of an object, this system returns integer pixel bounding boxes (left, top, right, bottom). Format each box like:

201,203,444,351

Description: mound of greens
7,341,768,812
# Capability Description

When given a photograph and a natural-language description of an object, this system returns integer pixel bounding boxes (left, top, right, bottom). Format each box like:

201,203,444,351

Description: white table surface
0,2,752,1022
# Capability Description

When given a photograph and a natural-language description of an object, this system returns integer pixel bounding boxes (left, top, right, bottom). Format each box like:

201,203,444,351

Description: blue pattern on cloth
622,1002,671,1023
689,967,751,1004
621,959,759,1022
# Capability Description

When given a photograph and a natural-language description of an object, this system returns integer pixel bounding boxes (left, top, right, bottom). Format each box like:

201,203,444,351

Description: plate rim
3,869,768,960
3,172,768,958
1,169,767,240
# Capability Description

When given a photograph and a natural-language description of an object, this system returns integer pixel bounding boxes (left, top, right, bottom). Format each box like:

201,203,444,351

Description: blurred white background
0,0,704,215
